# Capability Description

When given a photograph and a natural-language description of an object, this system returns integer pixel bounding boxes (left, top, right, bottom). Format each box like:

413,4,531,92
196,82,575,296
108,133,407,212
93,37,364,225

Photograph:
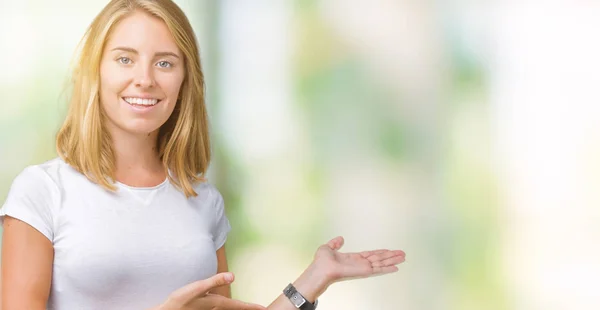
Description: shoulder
14,158,73,190
8,157,87,197
193,180,223,200
6,159,67,203
11,159,59,189
189,180,224,206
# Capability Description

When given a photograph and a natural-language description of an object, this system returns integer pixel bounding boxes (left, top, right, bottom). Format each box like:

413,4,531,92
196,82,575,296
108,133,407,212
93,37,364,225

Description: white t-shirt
0,158,231,310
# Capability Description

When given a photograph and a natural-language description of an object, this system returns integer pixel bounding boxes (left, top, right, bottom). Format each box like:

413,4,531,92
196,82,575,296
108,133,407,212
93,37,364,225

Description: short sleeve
210,187,231,250
0,166,58,242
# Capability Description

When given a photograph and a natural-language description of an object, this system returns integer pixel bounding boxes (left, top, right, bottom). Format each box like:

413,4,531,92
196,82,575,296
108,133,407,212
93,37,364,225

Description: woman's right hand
155,272,266,310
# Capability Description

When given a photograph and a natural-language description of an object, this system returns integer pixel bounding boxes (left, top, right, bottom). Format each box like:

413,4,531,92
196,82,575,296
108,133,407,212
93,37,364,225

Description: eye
117,57,132,65
157,61,172,68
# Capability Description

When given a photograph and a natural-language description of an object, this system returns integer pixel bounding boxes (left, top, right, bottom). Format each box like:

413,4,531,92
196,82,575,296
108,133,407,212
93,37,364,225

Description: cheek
158,74,185,103
99,63,128,100
166,68,185,95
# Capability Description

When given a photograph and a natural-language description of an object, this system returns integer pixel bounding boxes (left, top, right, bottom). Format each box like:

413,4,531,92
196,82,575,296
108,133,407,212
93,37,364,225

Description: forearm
267,263,331,310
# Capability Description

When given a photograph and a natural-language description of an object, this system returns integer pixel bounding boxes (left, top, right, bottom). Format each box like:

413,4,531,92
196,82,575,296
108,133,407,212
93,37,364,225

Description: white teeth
123,97,159,106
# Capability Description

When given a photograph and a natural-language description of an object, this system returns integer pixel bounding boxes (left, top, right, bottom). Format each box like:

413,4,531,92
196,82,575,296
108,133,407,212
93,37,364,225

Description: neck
109,126,164,178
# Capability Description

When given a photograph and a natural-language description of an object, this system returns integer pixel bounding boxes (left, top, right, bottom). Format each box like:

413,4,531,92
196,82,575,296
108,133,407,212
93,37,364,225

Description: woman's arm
267,236,405,309
208,236,404,309
1,216,54,310
211,245,231,298
266,263,329,310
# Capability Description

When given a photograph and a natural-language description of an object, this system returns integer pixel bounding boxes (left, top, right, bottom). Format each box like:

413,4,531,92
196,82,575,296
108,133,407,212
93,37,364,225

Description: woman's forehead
105,11,181,56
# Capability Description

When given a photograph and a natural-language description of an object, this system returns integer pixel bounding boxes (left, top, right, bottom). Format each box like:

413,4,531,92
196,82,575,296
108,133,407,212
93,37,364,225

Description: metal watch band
283,283,318,310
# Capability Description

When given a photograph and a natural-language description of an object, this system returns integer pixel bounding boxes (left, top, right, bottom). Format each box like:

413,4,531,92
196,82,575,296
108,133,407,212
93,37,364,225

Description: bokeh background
1,0,600,309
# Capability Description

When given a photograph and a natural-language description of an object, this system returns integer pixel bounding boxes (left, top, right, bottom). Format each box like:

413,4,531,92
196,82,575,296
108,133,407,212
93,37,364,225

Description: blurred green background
2,1,600,310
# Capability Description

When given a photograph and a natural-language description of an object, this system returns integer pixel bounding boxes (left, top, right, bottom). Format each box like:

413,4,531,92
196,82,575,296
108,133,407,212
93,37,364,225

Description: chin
120,120,165,136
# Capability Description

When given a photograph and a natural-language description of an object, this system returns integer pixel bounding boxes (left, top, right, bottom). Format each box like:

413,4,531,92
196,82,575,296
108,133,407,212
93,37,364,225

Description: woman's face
99,11,185,136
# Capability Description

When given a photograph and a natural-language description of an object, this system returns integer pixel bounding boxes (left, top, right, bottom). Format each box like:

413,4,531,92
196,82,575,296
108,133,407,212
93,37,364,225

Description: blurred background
1,0,599,309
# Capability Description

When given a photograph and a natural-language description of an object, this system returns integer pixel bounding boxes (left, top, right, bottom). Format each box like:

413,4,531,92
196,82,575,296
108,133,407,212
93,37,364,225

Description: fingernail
224,273,233,282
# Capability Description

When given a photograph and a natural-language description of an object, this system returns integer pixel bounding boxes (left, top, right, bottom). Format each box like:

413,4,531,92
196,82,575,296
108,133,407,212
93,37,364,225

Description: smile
122,97,161,106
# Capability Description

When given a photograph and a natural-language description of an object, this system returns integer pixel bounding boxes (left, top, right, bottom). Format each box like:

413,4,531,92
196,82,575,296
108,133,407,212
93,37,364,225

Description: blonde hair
56,0,210,197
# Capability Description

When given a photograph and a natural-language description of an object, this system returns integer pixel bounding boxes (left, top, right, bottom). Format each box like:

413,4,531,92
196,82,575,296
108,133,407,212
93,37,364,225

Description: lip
121,97,161,113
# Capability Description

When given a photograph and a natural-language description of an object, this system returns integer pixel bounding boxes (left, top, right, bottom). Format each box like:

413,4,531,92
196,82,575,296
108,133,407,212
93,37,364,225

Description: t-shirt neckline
115,177,169,191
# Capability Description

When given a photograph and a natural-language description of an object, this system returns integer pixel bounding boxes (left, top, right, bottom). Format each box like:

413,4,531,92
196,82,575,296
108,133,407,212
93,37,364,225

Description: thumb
326,236,345,251
204,272,235,290
175,272,235,300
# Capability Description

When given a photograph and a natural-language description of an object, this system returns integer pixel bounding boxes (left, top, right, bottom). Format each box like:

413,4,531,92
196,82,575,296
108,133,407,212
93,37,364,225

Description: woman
0,0,406,309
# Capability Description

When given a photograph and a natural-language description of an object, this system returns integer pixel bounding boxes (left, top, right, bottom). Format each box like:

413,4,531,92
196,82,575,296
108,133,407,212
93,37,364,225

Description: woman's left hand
312,236,406,285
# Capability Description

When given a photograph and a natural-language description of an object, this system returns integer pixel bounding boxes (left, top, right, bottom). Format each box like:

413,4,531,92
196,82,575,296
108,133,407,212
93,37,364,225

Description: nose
134,64,155,88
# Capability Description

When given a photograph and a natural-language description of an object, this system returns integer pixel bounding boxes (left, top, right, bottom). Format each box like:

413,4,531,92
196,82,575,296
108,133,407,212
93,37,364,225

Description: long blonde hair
56,0,210,197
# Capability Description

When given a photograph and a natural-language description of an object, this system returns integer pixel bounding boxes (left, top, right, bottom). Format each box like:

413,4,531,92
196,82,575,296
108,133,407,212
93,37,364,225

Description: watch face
292,293,306,307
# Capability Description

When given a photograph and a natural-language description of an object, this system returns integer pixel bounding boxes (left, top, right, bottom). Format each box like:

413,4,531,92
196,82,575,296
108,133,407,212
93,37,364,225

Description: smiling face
99,10,185,136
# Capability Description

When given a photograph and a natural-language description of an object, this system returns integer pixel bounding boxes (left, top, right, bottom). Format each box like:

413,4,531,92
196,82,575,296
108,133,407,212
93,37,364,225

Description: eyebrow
110,46,180,59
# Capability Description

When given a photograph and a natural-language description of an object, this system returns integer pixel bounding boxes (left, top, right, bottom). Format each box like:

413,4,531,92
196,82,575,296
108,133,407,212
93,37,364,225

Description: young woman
0,1,406,309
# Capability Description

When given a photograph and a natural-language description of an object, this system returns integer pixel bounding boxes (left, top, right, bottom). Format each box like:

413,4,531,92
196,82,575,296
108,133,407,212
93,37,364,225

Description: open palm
313,236,406,283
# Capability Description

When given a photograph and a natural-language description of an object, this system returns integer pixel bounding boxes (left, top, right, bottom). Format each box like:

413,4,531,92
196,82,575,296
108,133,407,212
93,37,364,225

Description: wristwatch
283,283,318,310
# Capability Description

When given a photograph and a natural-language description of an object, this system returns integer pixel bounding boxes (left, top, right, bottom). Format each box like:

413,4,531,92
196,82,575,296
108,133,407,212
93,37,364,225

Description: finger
175,272,234,300
367,250,405,263
359,249,389,258
326,236,345,250
371,254,406,267
211,295,267,310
